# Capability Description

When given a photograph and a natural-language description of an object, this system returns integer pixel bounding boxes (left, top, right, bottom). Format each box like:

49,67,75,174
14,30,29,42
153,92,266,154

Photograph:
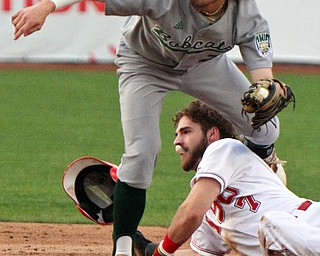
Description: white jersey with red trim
191,138,306,254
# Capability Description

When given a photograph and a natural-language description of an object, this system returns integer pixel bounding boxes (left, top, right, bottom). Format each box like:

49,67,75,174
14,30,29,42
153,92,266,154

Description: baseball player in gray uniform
12,0,292,255
146,100,320,256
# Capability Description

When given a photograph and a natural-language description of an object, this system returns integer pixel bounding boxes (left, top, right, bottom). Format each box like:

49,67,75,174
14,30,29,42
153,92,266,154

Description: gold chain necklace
199,0,228,24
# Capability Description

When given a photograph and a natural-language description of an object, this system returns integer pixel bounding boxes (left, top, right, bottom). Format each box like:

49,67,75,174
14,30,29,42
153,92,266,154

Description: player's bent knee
117,152,159,189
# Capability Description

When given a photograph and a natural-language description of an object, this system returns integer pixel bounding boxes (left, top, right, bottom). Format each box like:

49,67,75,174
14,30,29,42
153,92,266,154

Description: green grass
0,69,319,226
271,73,320,199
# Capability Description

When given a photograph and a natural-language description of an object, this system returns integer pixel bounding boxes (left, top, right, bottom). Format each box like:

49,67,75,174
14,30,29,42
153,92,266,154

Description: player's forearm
167,210,203,245
51,0,105,9
249,68,273,83
50,0,82,10
162,178,219,252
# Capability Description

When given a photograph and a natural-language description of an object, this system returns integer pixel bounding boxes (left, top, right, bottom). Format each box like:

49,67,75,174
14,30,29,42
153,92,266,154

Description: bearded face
174,116,209,172
178,136,208,171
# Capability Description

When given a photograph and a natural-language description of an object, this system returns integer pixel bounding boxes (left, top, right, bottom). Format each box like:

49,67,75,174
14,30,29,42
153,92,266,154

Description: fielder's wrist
50,0,82,10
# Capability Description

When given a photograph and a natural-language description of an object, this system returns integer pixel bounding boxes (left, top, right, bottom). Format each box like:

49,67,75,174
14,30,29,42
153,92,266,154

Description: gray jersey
105,0,278,189
105,0,273,71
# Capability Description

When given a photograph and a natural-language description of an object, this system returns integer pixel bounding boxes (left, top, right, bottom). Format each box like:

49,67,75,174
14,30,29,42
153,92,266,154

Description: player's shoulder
207,138,247,155
212,138,244,148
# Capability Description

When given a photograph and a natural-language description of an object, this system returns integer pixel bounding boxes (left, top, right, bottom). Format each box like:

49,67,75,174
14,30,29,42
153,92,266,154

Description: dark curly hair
173,100,237,139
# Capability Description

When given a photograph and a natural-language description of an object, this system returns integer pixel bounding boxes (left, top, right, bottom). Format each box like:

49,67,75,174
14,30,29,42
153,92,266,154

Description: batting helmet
62,156,118,225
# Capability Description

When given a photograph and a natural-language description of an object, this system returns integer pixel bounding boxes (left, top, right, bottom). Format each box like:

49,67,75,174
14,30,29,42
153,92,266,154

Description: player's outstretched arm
11,0,88,40
12,0,56,40
151,178,221,256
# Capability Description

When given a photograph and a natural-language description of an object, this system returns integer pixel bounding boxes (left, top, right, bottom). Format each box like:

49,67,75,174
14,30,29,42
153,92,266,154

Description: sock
115,236,132,256
112,180,146,255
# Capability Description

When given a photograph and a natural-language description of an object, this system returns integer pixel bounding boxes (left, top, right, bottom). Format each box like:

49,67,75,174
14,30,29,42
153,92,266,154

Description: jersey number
207,186,261,234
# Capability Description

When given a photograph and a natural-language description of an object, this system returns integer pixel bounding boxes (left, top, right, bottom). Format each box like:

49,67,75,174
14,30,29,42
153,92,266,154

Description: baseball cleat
134,230,153,256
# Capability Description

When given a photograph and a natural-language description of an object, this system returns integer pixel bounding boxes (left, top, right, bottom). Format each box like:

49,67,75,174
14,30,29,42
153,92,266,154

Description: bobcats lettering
152,25,232,54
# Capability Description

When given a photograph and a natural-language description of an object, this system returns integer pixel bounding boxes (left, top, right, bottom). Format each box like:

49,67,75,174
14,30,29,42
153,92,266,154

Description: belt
294,200,312,217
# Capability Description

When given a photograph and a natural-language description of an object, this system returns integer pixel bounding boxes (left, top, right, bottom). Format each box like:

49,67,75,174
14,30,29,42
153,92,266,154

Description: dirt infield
1,222,233,256
0,222,166,256
0,222,241,256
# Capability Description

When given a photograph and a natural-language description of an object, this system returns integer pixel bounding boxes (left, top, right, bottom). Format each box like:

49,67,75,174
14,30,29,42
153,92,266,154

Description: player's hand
11,0,56,40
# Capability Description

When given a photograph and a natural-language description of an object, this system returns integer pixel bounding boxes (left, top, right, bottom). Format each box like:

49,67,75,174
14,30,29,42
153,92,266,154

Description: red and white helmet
62,156,118,225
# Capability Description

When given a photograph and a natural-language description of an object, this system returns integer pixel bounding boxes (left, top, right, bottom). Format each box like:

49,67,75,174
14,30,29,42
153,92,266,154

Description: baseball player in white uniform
11,1,293,255
148,100,320,256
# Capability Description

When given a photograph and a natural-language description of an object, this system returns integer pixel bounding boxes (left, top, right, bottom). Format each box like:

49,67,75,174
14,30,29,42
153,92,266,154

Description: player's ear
207,126,220,142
